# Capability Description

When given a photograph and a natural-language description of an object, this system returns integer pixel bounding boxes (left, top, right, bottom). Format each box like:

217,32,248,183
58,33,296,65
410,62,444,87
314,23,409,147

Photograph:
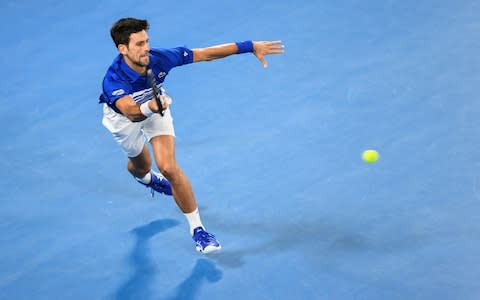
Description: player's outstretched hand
253,41,285,68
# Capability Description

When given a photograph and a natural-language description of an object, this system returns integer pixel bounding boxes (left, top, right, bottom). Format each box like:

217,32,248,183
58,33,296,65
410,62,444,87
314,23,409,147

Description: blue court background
1,0,479,299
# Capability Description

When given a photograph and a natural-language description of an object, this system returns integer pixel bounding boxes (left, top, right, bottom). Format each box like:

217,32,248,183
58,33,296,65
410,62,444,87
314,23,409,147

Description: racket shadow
166,258,223,300
113,218,180,300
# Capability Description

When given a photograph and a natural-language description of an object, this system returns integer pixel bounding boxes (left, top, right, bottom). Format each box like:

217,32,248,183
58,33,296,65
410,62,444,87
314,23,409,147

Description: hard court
1,1,479,299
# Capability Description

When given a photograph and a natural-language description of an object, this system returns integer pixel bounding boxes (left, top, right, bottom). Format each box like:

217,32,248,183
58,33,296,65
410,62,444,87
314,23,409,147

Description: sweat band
236,40,254,54
140,101,154,118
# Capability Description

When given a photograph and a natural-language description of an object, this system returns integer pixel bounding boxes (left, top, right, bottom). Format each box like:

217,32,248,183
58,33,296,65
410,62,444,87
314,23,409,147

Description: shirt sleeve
150,47,194,72
101,74,132,106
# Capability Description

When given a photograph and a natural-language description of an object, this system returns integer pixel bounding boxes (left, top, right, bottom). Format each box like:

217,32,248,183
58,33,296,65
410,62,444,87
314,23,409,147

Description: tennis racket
147,69,164,116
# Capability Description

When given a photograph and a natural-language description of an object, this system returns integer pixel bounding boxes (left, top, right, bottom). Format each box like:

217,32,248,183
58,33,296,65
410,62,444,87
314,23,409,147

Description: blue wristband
236,40,254,54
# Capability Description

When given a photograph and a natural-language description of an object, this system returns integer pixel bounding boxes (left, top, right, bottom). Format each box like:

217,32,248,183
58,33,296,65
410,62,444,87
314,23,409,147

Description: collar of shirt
118,55,143,82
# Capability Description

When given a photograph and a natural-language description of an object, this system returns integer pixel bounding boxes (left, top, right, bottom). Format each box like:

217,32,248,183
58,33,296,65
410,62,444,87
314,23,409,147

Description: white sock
136,172,152,184
184,208,204,236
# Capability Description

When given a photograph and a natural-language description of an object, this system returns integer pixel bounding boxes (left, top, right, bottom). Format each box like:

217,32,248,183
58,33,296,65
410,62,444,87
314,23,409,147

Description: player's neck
123,55,147,75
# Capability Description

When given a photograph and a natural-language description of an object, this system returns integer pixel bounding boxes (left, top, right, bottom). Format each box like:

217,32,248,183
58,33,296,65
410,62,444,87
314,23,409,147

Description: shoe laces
195,229,217,244
149,174,166,197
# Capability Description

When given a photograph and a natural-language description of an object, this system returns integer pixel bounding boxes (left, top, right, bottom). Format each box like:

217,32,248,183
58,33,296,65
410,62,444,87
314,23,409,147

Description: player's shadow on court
114,218,179,300
167,258,223,300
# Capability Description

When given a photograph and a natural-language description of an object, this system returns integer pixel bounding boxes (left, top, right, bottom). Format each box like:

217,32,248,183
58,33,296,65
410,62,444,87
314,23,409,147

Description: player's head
110,18,150,68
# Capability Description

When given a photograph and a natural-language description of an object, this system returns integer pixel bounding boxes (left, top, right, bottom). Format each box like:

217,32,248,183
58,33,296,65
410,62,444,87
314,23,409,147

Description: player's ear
118,44,128,55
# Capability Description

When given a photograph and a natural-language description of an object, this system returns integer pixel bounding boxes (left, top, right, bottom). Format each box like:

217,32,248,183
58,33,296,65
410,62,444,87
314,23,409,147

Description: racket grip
147,69,165,116
155,95,165,116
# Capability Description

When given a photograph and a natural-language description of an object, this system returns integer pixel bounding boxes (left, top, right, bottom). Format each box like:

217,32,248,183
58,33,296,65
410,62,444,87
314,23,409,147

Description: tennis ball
362,150,379,163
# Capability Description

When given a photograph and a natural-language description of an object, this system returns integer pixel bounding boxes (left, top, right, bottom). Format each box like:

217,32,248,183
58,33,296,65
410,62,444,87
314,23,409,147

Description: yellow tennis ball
362,150,379,163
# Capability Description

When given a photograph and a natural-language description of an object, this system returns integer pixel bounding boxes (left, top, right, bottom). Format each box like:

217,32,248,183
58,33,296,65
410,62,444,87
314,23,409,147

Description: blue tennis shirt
99,47,194,113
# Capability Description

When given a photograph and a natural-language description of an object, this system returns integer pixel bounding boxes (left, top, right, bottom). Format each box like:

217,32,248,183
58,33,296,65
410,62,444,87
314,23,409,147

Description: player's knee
157,162,180,181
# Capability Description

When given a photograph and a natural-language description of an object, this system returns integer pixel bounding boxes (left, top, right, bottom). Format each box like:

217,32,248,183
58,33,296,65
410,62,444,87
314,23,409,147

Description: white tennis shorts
102,104,175,158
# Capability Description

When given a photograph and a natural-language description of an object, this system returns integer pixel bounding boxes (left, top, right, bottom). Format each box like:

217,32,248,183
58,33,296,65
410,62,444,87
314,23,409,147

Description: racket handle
147,69,165,116
156,95,165,116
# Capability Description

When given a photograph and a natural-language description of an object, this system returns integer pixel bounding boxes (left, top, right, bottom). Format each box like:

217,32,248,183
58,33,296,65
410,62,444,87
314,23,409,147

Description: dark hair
110,18,149,47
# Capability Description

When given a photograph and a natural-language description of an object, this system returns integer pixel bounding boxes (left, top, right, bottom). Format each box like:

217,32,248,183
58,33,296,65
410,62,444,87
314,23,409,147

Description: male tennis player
99,17,284,254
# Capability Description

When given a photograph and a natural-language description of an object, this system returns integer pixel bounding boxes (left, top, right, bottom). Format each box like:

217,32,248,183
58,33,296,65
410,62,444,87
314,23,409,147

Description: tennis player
99,17,284,253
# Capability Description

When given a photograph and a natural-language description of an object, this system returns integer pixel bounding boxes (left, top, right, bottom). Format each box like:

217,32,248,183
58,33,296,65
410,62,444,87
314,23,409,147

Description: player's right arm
102,73,166,122
115,96,164,122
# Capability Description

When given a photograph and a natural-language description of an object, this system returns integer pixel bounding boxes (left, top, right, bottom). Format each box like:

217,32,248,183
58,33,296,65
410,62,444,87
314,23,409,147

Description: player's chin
140,56,150,66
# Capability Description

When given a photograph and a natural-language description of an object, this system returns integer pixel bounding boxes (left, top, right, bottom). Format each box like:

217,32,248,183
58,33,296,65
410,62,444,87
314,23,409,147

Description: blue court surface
1,1,480,299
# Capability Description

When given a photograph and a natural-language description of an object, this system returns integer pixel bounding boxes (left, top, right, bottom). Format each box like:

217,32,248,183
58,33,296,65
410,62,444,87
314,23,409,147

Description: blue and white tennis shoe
192,227,222,254
137,171,172,196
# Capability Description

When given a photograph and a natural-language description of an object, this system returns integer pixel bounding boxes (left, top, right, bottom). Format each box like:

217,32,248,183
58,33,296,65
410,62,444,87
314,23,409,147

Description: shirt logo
112,89,125,96
183,51,188,57
158,72,166,79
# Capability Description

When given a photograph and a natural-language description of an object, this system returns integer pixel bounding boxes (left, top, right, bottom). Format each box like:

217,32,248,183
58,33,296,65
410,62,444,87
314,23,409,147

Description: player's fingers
254,40,283,49
160,94,172,105
149,98,160,113
255,40,282,44
258,56,268,68
267,48,285,54
163,102,170,111
263,41,284,54
267,40,283,45
269,43,284,49
264,41,284,50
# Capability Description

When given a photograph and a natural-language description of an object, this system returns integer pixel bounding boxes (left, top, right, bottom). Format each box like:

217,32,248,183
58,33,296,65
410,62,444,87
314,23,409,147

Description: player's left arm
192,40,284,68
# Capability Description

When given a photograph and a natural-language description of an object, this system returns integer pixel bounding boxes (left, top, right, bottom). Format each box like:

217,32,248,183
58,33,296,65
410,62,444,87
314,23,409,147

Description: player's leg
150,135,196,212
101,104,171,195
143,109,221,253
150,135,221,253
127,145,151,178
127,145,172,196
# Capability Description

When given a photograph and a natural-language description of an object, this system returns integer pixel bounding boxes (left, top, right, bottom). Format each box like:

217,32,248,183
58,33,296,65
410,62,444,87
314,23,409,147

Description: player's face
124,30,150,68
